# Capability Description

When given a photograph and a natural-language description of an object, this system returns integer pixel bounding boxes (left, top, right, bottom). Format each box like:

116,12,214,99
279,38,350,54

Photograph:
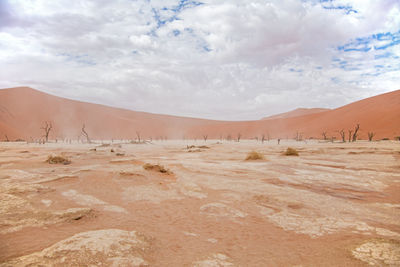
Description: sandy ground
0,140,399,266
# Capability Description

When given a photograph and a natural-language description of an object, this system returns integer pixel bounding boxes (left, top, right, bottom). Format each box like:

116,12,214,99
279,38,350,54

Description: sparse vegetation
295,131,303,141
245,151,264,160
352,124,360,142
348,130,353,142
368,132,375,141
283,147,299,156
41,121,52,143
322,131,327,140
339,129,346,142
81,124,91,143
143,163,172,174
186,145,210,150
136,131,141,143
237,133,241,142
46,155,71,165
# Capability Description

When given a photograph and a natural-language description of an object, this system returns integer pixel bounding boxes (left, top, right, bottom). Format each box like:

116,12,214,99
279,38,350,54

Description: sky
0,0,399,120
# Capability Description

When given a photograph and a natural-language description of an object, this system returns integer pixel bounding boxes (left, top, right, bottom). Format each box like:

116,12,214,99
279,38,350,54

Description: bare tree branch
40,121,53,143
368,132,375,142
81,124,91,143
339,129,346,142
321,131,327,140
352,124,360,142
236,133,241,142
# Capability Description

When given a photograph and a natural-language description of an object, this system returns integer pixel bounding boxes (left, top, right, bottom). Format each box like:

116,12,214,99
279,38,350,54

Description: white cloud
0,0,399,120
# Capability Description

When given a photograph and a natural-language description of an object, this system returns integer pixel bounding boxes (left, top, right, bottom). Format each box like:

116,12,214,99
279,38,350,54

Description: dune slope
0,87,399,140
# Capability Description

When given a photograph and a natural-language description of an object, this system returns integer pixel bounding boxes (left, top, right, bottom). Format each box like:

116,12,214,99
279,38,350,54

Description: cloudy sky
0,0,399,120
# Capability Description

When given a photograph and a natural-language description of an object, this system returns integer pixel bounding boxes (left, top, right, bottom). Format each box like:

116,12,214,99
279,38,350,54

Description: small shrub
143,163,171,174
188,149,202,153
186,145,210,149
381,138,390,141
245,151,264,160
46,155,71,165
283,147,299,156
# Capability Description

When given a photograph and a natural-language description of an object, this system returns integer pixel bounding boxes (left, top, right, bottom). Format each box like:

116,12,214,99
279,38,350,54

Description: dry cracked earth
0,140,399,266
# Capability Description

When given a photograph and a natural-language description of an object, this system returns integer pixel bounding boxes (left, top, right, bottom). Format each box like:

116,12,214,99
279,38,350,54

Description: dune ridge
0,87,399,140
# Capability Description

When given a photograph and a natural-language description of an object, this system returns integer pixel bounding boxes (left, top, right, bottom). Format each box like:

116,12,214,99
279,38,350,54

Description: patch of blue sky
172,29,181,36
202,45,212,52
170,0,203,13
361,72,381,77
338,30,400,53
330,77,340,83
313,0,358,14
151,0,203,29
374,52,393,60
57,53,96,66
322,5,357,14
289,68,303,73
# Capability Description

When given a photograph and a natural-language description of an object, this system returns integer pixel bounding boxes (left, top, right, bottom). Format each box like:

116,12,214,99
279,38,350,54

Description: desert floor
0,140,399,266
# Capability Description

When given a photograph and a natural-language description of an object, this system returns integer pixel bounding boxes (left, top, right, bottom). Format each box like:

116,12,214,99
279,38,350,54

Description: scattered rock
193,253,233,267
2,229,151,267
200,203,247,221
352,239,400,266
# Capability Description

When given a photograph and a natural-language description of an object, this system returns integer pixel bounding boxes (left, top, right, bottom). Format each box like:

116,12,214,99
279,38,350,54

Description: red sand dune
262,108,330,120
0,87,399,141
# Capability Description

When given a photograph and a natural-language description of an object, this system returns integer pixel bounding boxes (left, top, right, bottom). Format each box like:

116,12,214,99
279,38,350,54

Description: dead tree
322,131,327,140
4,134,9,142
203,135,208,142
339,129,346,142
237,133,241,142
352,124,360,142
226,134,232,141
295,131,303,141
261,134,265,143
81,124,91,143
367,132,375,141
348,130,353,143
136,131,141,143
41,121,52,143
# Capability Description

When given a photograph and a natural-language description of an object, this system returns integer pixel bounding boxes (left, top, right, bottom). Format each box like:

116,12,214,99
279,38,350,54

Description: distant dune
262,108,330,120
0,87,399,141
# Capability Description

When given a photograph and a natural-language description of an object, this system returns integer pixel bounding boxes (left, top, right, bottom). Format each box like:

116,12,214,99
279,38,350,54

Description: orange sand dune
0,87,399,141
262,108,330,120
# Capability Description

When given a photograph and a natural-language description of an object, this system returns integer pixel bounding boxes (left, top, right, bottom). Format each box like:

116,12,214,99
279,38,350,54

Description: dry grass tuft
46,155,71,165
143,163,172,174
186,145,210,149
283,147,299,156
245,151,265,160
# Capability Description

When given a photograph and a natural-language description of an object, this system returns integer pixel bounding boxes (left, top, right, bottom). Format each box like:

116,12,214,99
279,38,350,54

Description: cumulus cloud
0,0,399,120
